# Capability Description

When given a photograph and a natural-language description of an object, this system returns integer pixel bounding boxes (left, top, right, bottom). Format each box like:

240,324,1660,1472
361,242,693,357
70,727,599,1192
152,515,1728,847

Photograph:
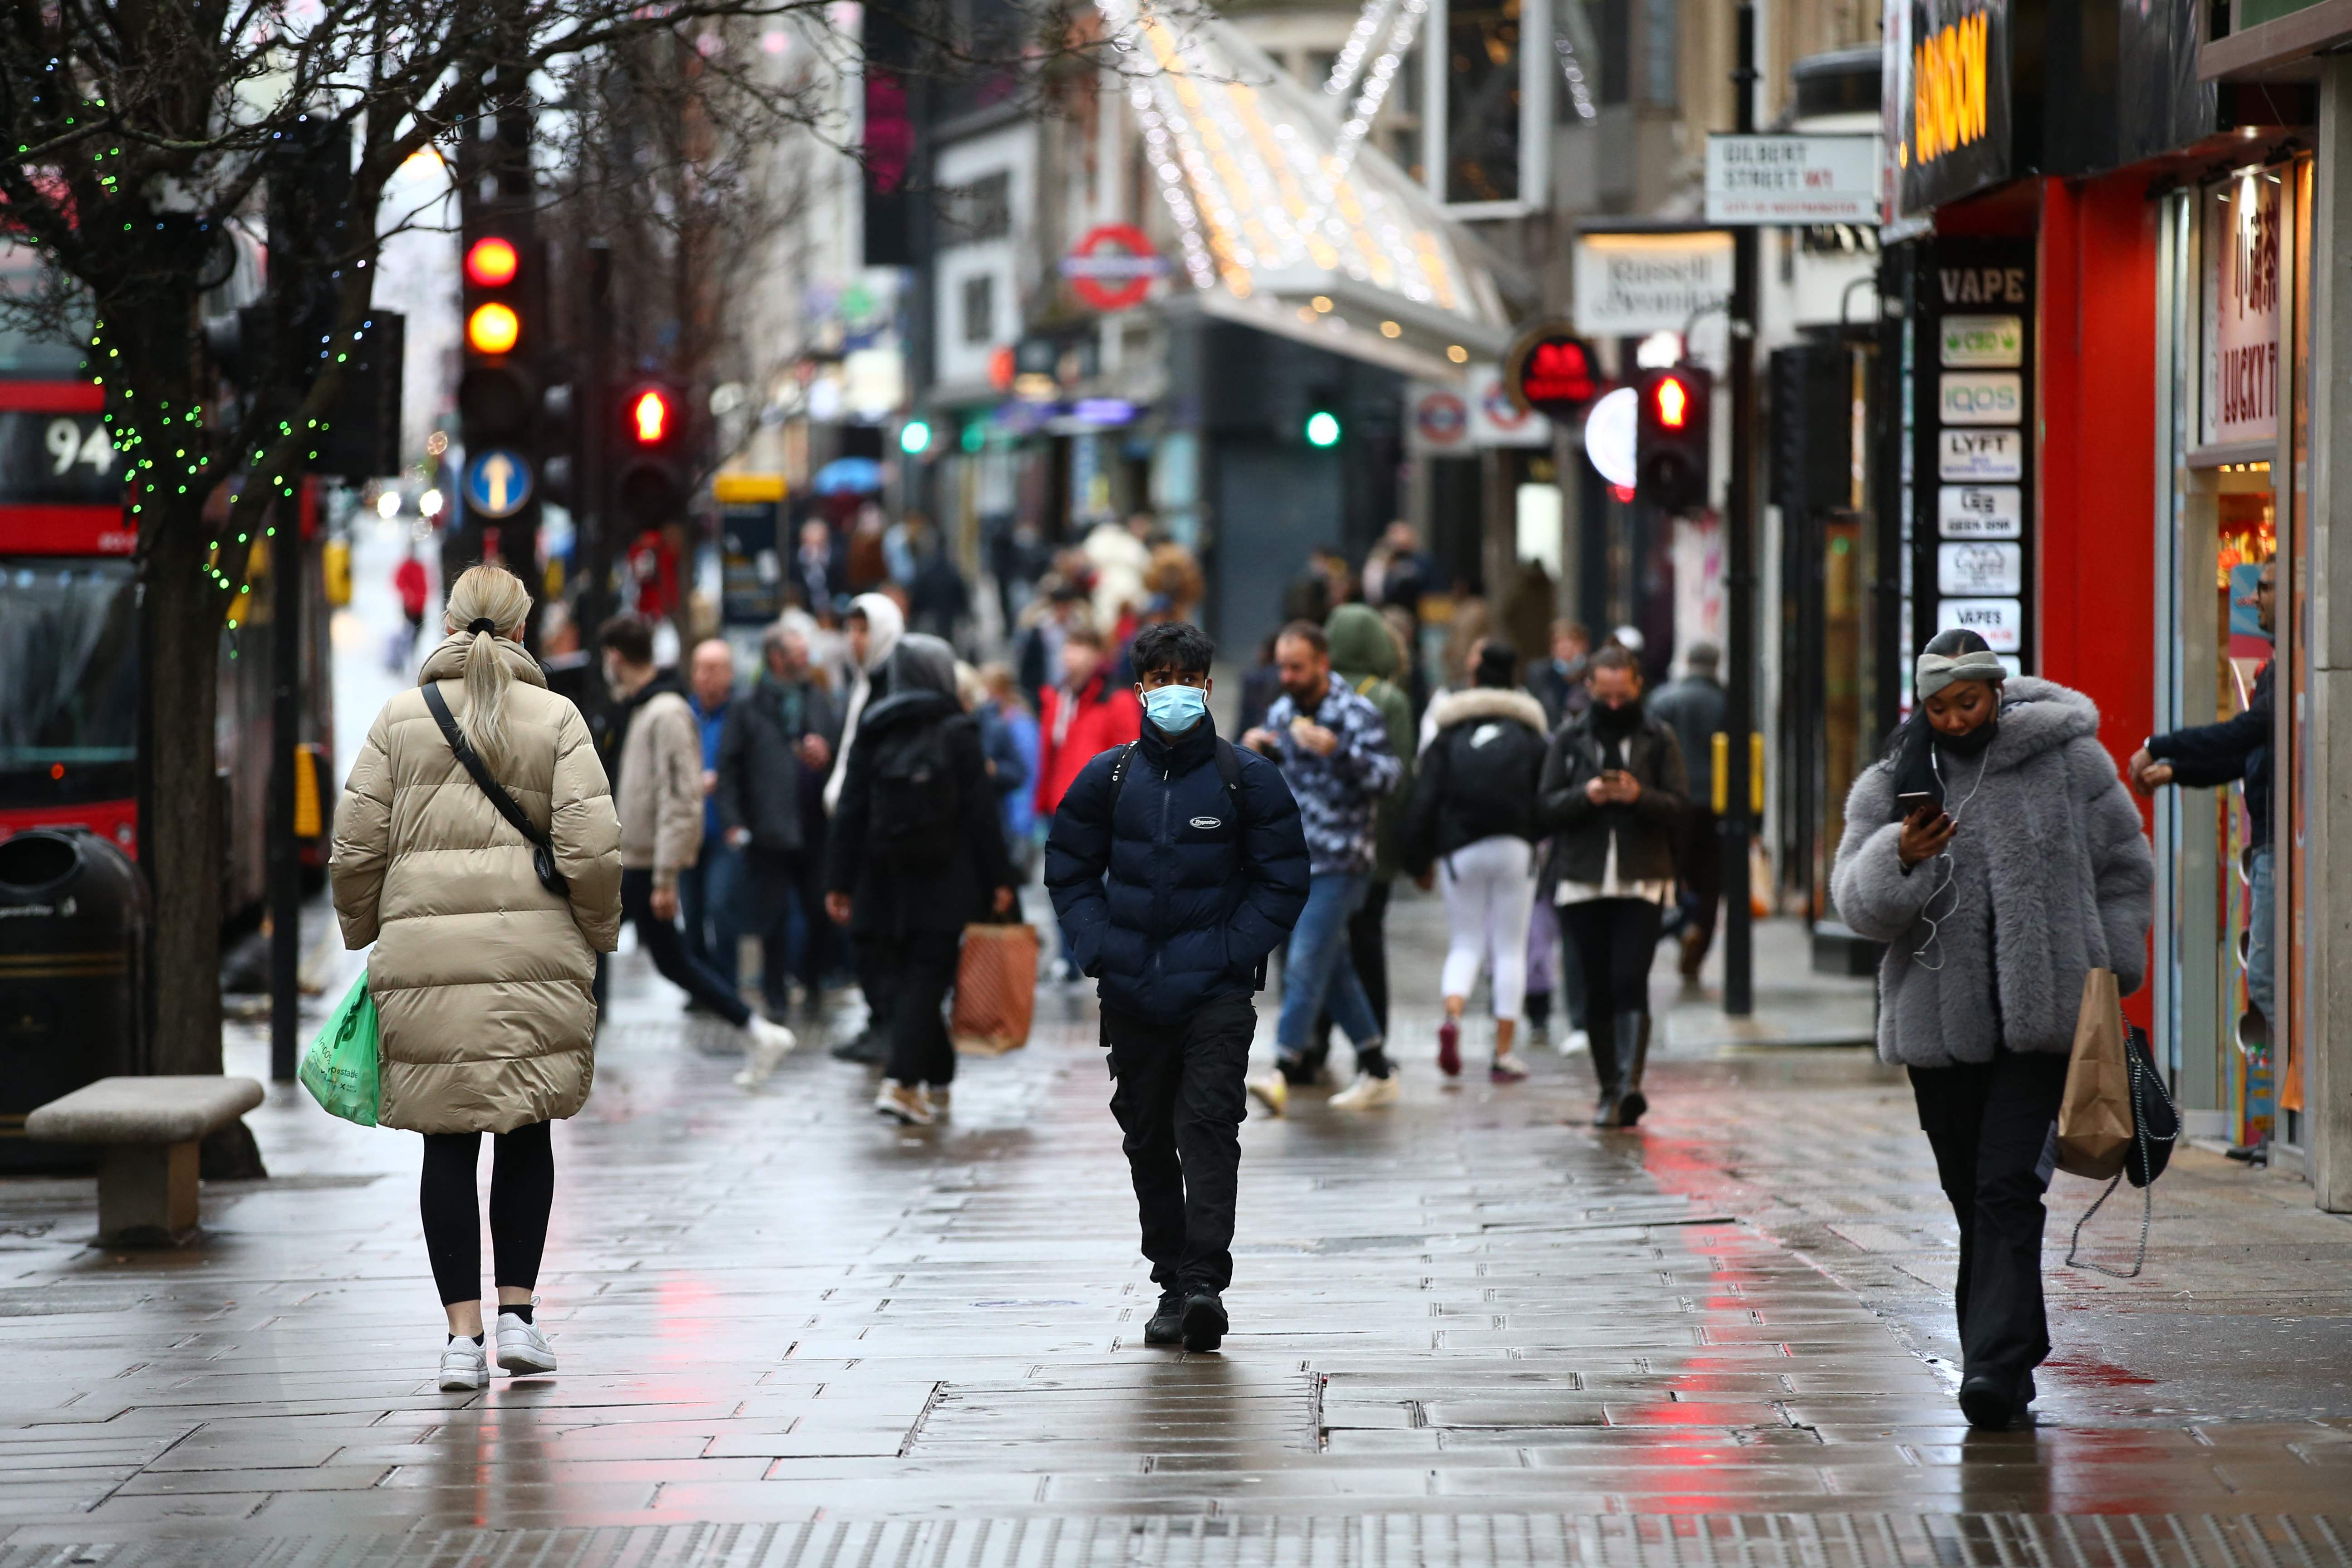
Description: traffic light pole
1720,0,1759,1018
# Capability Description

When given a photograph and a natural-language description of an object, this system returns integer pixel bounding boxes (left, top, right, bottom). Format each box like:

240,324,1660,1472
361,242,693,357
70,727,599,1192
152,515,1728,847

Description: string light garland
1323,0,1396,102
1553,34,1598,121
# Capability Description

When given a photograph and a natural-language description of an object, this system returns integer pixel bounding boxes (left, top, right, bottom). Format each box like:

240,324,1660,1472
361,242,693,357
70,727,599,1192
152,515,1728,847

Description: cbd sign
1503,322,1601,420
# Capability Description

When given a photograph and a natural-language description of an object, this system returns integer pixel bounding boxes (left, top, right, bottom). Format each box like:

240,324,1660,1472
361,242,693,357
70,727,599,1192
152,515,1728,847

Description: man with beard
1239,621,1403,1112
1537,646,1688,1128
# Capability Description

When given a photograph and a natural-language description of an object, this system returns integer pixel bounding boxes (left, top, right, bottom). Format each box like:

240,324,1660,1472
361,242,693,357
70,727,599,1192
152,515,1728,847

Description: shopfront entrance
2152,154,2311,1152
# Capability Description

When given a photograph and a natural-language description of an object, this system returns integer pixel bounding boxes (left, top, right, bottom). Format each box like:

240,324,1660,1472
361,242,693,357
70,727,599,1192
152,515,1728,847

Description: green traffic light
899,419,932,455
1305,410,1341,447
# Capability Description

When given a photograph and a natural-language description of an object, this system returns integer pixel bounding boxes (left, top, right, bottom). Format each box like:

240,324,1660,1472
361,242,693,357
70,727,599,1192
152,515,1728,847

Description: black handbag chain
2064,1028,2180,1280
421,682,571,898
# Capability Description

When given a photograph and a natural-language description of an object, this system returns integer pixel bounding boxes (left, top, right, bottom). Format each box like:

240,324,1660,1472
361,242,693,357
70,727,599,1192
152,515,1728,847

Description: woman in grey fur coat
1830,629,2151,1432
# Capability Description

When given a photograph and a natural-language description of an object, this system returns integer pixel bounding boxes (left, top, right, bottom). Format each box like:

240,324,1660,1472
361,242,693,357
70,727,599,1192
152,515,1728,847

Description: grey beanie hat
1915,647,2006,698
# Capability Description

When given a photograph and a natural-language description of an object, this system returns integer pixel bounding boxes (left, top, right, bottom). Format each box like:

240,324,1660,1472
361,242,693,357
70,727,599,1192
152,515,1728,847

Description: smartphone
1895,790,1940,818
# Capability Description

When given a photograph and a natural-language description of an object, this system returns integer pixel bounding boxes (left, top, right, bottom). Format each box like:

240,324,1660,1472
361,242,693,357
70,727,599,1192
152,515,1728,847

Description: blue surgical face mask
1142,682,1208,735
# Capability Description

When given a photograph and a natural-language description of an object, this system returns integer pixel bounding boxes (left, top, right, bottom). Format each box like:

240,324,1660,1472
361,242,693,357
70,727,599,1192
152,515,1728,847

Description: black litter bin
0,828,149,1171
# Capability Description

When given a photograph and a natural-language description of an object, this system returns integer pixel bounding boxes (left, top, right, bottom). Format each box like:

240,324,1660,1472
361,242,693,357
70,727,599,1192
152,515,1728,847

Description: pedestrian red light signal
464,236,520,288
1655,375,1690,429
631,389,672,445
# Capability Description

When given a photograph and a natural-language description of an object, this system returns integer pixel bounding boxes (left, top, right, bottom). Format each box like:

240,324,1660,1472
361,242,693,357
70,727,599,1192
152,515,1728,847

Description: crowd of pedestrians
329,504,2171,1438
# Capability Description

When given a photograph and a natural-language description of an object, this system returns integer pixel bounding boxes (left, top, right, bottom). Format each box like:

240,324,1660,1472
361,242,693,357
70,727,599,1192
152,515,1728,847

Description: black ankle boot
1588,1015,1622,1127
1617,1013,1651,1125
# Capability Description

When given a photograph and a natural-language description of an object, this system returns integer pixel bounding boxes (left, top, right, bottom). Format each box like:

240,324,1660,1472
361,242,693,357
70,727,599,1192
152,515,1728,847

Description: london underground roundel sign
1504,321,1601,420
1061,225,1166,312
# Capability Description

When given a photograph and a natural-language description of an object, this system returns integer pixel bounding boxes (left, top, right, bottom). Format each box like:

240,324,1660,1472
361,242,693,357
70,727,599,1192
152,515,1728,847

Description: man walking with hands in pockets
1046,622,1308,1352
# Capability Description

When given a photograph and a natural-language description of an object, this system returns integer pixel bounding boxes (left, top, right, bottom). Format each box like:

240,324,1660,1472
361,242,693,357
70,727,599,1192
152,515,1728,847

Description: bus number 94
46,417,116,475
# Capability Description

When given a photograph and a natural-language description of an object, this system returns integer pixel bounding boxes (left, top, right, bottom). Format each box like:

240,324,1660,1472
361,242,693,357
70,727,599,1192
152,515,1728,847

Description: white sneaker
1330,1071,1401,1109
495,1311,557,1375
1563,1029,1591,1057
875,1079,935,1125
733,1016,798,1088
438,1335,487,1392
1245,1070,1289,1117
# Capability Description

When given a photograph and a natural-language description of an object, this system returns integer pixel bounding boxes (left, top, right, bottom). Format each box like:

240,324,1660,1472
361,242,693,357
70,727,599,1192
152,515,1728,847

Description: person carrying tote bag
331,564,622,1394
1828,629,2151,1431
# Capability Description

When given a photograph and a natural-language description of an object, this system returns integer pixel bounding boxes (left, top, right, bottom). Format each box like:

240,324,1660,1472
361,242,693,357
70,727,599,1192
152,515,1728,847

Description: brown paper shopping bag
2056,968,2134,1180
951,922,1041,1057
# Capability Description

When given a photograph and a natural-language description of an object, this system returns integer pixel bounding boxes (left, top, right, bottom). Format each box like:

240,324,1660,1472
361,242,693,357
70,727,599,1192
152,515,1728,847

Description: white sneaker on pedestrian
495,1311,557,1375
1330,1071,1401,1109
875,1079,935,1125
1245,1070,1289,1117
438,1335,488,1392
733,1016,798,1088
1563,1029,1591,1056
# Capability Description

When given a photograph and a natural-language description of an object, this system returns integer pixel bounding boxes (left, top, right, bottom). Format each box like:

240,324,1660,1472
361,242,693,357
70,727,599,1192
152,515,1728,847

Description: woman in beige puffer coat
331,564,622,1392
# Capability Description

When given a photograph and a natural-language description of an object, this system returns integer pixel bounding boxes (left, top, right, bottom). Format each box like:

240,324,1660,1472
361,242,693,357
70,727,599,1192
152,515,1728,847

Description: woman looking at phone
1829,627,2151,1431
1536,645,1688,1128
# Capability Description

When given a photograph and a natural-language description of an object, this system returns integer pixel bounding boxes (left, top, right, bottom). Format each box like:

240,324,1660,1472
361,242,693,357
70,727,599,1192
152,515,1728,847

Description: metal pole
267,501,303,1081
1720,0,1759,1017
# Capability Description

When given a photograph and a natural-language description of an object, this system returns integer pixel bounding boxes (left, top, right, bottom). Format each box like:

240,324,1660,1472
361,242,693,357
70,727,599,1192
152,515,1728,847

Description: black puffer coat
1044,714,1309,1018
1400,686,1551,875
826,690,1015,939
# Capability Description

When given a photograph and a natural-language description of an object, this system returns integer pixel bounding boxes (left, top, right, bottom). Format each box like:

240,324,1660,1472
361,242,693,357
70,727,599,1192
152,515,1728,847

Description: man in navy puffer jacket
1046,622,1308,1353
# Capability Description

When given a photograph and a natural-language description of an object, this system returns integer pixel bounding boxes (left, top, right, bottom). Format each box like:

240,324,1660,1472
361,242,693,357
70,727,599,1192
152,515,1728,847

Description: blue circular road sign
464,449,534,519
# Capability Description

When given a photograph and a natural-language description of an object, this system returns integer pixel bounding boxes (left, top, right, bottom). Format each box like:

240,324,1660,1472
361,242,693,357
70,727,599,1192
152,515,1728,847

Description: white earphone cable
1909,745,1989,971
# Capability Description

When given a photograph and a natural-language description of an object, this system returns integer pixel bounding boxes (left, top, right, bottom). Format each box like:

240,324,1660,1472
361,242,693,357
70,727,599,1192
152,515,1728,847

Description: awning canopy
1108,1,1515,382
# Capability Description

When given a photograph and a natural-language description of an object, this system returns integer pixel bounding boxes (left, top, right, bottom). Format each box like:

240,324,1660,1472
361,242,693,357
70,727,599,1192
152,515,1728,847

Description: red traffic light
465,236,520,288
630,388,674,445
1654,374,1690,429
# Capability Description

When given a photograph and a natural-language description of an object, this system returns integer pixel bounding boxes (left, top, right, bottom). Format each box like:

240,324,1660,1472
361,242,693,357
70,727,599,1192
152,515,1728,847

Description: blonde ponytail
441,564,533,775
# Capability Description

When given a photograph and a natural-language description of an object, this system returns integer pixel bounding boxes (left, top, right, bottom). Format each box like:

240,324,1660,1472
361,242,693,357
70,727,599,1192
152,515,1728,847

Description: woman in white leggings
1402,643,1552,1081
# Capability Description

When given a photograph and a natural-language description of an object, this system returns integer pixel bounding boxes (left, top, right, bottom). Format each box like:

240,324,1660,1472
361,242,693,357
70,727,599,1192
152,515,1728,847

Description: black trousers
1558,897,1664,1033
420,1120,554,1307
1105,993,1255,1294
870,928,962,1087
1678,807,1724,967
1306,877,1390,1068
1909,1050,2070,1395
745,846,828,1012
620,867,751,1028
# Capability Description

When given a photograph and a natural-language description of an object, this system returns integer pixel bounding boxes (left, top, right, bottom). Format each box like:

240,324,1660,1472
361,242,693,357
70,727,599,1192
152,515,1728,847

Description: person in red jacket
1034,625,1142,821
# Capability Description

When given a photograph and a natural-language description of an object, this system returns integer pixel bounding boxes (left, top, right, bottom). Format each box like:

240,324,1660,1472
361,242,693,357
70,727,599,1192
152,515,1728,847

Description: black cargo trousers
1103,991,1257,1295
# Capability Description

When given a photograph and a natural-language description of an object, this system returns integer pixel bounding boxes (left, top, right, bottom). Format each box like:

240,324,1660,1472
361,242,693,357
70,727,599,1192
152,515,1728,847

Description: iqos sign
1939,372,2021,425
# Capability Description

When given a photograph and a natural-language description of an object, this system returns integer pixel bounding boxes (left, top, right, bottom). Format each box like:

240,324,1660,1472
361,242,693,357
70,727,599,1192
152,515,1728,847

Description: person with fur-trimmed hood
1830,628,2151,1433
1400,641,1551,1083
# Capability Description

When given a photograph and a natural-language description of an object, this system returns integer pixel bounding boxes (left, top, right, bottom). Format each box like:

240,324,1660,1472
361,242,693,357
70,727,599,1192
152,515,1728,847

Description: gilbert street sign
465,449,534,519
1704,135,1880,225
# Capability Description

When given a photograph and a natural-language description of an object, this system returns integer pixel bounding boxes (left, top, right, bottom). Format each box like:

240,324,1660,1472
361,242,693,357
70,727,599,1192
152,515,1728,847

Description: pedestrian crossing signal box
614,380,691,528
1634,367,1710,515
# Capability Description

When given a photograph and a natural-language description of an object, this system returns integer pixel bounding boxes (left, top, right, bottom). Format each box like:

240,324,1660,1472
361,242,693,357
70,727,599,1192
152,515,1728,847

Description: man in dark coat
826,634,1018,1125
1647,641,1728,985
1045,621,1308,1353
718,622,843,1024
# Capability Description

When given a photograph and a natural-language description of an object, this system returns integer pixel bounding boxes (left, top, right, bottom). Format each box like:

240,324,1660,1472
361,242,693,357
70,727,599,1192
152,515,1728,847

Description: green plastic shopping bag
300,970,381,1127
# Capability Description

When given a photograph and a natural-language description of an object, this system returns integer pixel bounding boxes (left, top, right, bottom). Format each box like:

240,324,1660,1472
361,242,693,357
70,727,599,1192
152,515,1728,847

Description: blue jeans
2247,845,2275,1028
677,840,747,978
1275,871,1383,1059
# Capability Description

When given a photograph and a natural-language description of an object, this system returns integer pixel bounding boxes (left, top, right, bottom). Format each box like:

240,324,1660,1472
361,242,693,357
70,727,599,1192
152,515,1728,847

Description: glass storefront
2154,154,2310,1150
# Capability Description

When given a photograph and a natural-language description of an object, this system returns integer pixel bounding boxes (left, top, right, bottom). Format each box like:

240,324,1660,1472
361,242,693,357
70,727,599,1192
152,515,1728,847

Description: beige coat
330,637,623,1134
613,685,704,886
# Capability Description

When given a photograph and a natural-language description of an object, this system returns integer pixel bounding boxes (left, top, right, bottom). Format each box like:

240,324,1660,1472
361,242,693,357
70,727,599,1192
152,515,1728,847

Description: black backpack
867,715,962,872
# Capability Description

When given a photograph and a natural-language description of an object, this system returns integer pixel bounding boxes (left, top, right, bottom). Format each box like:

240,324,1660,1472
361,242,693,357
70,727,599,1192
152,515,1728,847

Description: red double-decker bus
0,263,333,917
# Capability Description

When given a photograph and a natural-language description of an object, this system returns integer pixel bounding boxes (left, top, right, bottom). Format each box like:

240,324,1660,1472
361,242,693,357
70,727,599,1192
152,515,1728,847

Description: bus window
0,559,138,806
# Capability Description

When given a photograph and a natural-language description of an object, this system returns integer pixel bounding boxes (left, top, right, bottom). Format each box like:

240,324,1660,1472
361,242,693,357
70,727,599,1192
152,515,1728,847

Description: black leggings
1558,897,1664,1029
420,1120,554,1307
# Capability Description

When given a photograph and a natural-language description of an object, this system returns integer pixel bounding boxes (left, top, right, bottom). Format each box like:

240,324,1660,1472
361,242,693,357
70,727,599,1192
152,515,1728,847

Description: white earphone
1909,743,1990,971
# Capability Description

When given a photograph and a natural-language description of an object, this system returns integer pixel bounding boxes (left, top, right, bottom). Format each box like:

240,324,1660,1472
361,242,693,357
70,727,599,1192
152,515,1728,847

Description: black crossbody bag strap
421,682,570,897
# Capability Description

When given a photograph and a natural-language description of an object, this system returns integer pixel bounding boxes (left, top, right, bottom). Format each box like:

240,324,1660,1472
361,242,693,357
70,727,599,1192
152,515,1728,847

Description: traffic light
1634,366,1710,514
613,379,690,527
1304,409,1342,448
457,228,539,448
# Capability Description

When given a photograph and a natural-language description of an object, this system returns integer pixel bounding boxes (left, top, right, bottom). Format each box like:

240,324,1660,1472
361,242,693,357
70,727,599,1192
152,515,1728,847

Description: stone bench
25,1076,265,1245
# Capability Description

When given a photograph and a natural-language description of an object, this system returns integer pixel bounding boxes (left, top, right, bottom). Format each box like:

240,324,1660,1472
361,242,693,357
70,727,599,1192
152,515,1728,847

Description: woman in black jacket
1402,642,1550,1083
826,634,1018,1125
1538,645,1687,1127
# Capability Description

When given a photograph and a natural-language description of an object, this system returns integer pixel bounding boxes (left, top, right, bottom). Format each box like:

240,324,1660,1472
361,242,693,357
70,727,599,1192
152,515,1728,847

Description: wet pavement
3,892,2351,1554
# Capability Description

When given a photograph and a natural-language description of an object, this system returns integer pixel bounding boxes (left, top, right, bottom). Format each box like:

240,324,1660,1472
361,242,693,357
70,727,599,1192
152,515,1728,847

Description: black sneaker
1142,1289,1185,1346
831,1028,886,1065
1957,1374,2017,1430
1181,1289,1228,1353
